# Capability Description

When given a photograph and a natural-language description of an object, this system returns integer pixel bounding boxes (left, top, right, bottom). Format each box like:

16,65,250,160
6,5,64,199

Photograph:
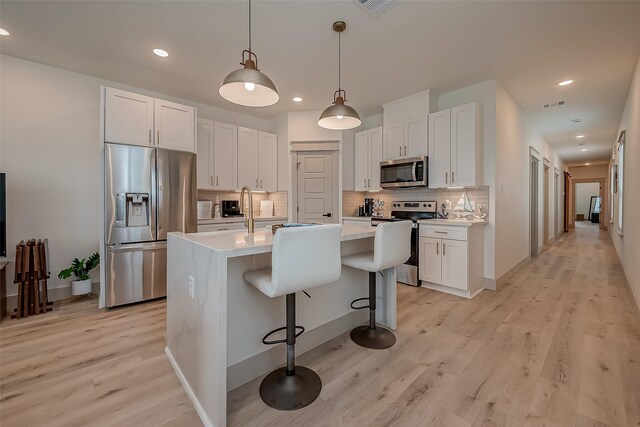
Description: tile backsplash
343,187,490,219
198,190,288,218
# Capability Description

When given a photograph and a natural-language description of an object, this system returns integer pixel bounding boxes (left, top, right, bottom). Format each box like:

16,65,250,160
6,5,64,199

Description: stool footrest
350,297,370,310
262,325,305,345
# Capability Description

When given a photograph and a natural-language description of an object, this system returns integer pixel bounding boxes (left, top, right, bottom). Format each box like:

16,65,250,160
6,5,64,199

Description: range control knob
423,203,427,207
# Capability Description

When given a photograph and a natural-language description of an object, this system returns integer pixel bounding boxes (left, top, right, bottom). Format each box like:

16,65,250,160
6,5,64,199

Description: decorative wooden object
12,239,52,318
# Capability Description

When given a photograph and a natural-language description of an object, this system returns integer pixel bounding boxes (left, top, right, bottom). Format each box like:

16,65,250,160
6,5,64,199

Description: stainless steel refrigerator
104,143,196,307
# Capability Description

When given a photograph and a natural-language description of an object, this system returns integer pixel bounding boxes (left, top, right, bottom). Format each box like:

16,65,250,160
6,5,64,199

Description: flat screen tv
0,173,5,258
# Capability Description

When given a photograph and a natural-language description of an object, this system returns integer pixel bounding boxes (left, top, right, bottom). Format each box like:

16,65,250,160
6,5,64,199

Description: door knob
322,213,332,218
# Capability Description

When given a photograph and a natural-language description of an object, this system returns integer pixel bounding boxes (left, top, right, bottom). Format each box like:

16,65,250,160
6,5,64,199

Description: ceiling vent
543,100,565,109
355,0,398,17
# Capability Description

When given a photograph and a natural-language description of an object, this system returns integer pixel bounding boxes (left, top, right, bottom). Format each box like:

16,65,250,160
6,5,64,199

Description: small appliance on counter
363,197,374,216
197,200,213,220
222,200,243,217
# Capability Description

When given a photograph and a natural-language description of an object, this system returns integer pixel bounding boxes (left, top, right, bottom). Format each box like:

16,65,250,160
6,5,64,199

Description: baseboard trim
5,282,100,313
165,347,215,427
226,309,367,391
496,255,531,288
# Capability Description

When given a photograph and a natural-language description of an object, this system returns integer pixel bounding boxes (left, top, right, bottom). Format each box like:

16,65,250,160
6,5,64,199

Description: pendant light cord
338,30,341,91
248,0,252,53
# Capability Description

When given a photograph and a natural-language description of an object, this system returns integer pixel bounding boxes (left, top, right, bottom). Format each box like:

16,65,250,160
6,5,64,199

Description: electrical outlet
188,276,195,299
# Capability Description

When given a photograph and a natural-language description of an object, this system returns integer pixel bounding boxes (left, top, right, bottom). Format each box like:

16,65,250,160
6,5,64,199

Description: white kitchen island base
166,225,397,427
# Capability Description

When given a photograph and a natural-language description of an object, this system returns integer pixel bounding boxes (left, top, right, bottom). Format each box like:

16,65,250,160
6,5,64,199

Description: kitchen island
165,224,398,427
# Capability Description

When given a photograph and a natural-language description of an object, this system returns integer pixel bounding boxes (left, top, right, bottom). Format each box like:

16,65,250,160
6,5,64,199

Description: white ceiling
1,1,639,164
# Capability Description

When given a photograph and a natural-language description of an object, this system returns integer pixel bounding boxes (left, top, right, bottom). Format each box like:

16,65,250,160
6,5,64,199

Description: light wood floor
2,224,639,426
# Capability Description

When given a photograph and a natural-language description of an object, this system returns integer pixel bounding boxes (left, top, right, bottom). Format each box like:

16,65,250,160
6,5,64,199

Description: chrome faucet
240,186,254,234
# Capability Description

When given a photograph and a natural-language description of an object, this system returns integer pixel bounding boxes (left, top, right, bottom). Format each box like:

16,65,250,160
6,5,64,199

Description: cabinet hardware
364,178,367,188
216,176,218,187
210,176,213,186
256,178,258,187
368,178,371,187
443,242,446,256
260,179,262,188
157,130,160,145
434,230,448,234
149,129,152,145
445,172,448,184
452,171,455,183
436,241,439,255
404,146,407,156
399,146,402,156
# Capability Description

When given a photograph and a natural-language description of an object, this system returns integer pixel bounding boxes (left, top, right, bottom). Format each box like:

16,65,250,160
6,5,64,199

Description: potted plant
58,252,100,296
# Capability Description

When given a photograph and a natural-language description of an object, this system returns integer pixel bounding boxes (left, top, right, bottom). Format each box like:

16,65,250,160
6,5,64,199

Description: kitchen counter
197,216,287,225
166,224,398,427
418,218,488,227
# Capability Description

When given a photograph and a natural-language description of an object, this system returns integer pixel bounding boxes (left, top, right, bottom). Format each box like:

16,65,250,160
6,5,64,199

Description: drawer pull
434,231,448,234
436,241,439,255
442,242,446,256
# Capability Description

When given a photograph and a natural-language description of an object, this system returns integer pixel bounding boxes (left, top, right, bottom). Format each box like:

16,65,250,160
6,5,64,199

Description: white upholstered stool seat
342,221,412,349
243,224,342,411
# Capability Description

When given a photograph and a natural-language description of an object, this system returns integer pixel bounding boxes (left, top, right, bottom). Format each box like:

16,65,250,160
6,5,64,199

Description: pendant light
219,0,279,107
318,21,361,130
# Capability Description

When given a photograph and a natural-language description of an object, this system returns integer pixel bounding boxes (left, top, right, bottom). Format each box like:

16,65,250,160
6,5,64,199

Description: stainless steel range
371,201,437,286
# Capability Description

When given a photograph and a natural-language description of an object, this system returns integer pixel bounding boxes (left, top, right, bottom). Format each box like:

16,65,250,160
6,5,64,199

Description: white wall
575,182,600,218
495,82,566,280
437,80,497,281
0,54,278,299
610,54,640,310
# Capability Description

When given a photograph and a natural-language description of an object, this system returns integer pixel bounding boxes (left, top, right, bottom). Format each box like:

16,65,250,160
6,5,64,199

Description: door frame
543,158,550,245
529,147,541,257
290,141,340,224
554,167,561,238
571,178,607,230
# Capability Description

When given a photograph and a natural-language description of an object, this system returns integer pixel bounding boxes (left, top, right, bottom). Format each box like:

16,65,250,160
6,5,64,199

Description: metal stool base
259,366,322,411
350,325,396,349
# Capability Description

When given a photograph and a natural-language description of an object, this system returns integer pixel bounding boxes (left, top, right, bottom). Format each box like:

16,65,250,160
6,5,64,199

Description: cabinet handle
260,179,263,188
216,176,219,187
436,241,439,255
210,176,213,187
368,178,371,187
434,230,448,234
404,146,407,156
157,130,160,145
149,129,152,145
452,171,455,183
445,172,448,184
364,178,367,188
443,242,446,256
399,146,402,157
256,178,258,187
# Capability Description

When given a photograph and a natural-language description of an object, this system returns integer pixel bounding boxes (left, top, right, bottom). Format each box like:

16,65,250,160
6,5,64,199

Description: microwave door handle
412,162,417,182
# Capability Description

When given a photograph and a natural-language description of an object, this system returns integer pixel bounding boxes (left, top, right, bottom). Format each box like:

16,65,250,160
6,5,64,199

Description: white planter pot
71,279,92,296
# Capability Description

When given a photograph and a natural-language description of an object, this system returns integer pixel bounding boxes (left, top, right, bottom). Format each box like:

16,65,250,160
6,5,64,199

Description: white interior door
104,87,154,147
296,152,335,224
237,127,259,189
154,99,195,152
354,131,368,191
419,237,442,284
258,132,278,192
428,109,451,188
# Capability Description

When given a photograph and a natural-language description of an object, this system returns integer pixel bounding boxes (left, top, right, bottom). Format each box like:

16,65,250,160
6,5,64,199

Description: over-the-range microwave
380,156,428,189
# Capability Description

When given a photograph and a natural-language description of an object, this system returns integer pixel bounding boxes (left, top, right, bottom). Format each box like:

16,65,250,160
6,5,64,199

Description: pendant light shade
219,0,279,107
318,21,361,130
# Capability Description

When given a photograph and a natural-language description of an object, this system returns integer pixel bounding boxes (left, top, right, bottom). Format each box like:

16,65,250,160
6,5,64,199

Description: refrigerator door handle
107,241,167,253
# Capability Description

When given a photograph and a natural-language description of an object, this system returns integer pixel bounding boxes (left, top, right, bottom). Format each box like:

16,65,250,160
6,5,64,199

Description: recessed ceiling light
292,97,303,102
558,80,574,86
0,28,10,36
585,163,591,166
581,148,588,152
153,48,169,58
576,135,585,139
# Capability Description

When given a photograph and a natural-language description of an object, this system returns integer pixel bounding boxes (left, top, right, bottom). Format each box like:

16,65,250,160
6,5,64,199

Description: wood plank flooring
1,222,639,426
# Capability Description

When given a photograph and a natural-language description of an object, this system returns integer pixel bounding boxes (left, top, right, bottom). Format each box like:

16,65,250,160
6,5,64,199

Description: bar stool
244,224,342,411
342,221,412,349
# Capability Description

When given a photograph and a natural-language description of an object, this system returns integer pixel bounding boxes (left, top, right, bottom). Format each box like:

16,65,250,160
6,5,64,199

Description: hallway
1,226,639,427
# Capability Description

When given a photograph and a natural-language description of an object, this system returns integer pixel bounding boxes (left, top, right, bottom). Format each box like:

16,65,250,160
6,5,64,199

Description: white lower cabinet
419,224,484,298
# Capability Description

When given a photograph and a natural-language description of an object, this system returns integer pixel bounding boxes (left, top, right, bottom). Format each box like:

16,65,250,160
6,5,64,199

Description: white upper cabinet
237,127,260,189
104,87,196,152
196,118,214,189
382,90,432,160
428,109,451,188
105,87,154,147
154,99,196,152
354,126,383,191
213,122,238,190
428,102,480,188
258,131,278,192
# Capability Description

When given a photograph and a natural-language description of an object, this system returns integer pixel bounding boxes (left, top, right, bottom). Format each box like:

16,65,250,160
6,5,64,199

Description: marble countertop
198,216,287,225
418,218,488,227
170,223,377,257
